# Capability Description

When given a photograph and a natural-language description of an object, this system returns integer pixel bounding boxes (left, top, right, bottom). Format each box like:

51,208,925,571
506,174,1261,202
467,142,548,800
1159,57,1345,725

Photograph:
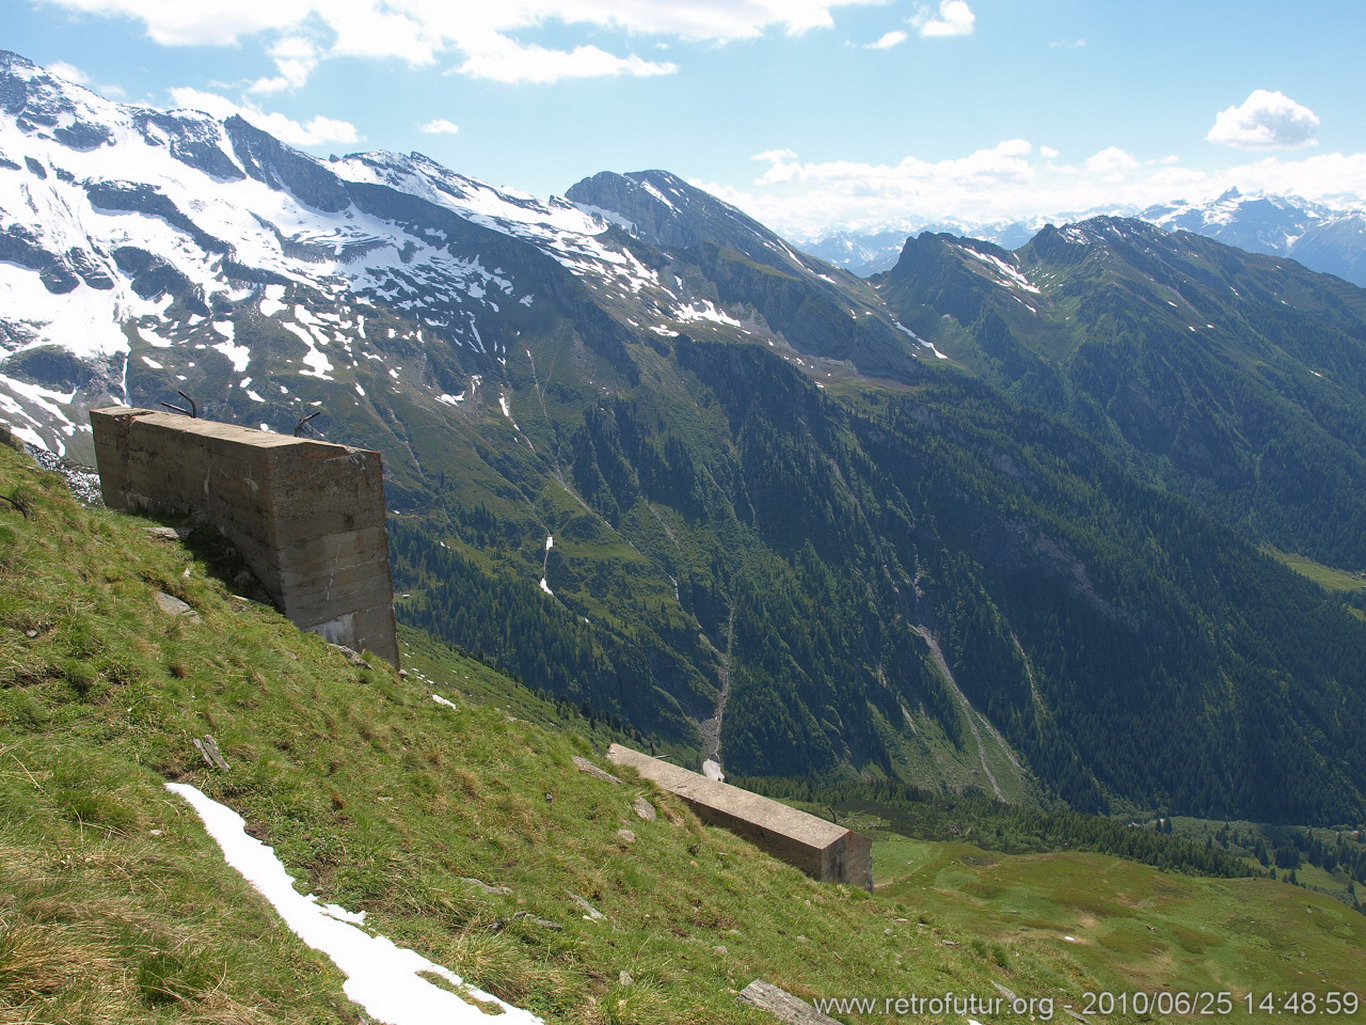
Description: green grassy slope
876,838,1366,1022
0,438,1133,1023
1266,548,1366,593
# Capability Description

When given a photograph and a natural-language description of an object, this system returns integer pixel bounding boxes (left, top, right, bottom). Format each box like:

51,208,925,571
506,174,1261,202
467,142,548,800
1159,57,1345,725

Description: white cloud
455,40,676,84
249,35,320,93
752,148,798,162
1048,38,1086,48
47,61,91,84
749,139,1035,192
912,0,975,38
418,118,460,135
318,3,443,65
1215,151,1366,203
294,115,358,145
35,0,885,85
42,0,316,46
1207,89,1320,151
167,87,240,120
867,30,908,49
167,87,358,145
531,1,876,40
705,141,1366,239
1084,146,1139,179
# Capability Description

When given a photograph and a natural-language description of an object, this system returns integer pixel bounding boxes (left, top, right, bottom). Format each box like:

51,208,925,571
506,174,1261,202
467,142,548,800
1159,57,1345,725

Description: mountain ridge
800,188,1366,286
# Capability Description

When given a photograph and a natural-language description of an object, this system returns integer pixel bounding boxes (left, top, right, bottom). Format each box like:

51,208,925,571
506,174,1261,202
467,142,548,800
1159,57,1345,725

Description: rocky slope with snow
0,50,923,459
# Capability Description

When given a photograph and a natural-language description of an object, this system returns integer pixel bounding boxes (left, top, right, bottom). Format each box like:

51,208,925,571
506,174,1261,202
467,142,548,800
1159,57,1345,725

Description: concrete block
90,406,399,666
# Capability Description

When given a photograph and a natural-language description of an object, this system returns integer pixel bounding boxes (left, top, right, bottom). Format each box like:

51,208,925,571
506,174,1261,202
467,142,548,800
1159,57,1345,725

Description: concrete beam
607,744,873,891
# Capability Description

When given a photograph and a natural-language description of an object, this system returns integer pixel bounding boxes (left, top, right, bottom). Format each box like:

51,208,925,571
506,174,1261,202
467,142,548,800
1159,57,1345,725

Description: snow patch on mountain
961,247,1042,294
673,299,742,327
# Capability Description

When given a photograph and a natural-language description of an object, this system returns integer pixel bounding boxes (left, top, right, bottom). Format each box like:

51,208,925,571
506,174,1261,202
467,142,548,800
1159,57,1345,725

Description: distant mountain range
799,189,1366,286
5,48,1366,826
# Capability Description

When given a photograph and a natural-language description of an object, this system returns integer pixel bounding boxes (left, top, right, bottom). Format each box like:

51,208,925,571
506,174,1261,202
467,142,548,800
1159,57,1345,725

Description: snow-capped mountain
1139,188,1366,287
0,49,915,461
798,219,1047,277
803,190,1366,287
0,49,576,453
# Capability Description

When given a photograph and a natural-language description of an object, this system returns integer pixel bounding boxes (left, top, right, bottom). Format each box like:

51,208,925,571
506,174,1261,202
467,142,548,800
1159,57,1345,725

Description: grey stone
192,734,230,771
459,877,512,896
145,525,189,541
567,892,606,921
632,796,657,821
155,591,200,623
616,829,636,843
328,643,373,669
738,980,841,1025
571,755,623,785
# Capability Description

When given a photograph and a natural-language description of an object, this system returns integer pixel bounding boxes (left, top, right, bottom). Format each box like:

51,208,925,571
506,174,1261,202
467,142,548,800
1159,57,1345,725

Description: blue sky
5,0,1363,236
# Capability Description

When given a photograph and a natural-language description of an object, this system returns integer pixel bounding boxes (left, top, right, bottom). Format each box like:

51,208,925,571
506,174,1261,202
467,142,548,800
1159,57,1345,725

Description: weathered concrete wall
607,744,874,891
90,406,399,666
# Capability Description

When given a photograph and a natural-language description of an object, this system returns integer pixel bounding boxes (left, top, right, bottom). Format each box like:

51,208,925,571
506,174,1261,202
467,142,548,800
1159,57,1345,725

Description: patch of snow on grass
137,325,175,348
674,300,742,327
963,248,1041,293
166,783,544,1025
1,377,77,426
260,284,287,317
895,321,949,360
214,340,251,373
281,322,334,379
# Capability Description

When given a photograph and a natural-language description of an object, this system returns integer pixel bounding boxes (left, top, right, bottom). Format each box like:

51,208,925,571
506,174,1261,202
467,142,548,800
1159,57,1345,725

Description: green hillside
878,219,1366,570
0,434,1124,1023
875,839,1366,1023
5,437,1365,1022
